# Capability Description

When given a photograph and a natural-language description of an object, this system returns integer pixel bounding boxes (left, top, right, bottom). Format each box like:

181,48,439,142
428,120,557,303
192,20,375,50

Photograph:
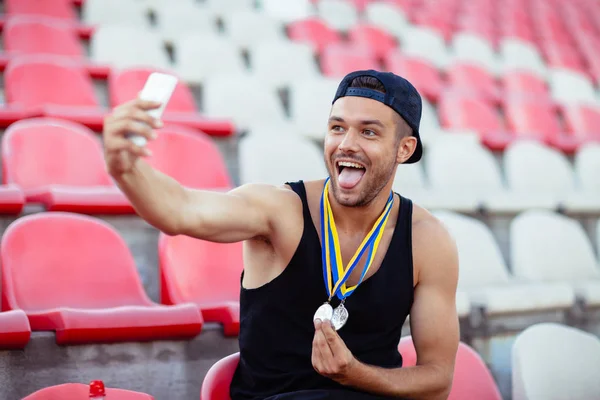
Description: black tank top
230,181,414,400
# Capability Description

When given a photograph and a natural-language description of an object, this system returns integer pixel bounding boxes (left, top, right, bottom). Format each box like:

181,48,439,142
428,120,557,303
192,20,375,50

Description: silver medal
331,303,349,331
313,303,333,322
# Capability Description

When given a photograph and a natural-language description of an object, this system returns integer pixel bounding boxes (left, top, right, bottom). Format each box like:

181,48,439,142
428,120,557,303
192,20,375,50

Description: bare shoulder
411,204,459,285
229,182,302,211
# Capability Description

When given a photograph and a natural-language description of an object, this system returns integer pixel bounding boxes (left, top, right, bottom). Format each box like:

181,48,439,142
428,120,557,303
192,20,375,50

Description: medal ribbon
320,178,394,301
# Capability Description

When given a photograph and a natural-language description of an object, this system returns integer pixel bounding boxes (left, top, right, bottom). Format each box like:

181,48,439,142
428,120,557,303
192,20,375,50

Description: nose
338,128,360,153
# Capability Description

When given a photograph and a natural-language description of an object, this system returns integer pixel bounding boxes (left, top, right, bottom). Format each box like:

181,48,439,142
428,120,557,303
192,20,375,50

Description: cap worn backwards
332,70,423,164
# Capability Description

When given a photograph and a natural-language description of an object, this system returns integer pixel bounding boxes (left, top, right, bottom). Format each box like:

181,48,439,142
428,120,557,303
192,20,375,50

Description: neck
327,187,392,235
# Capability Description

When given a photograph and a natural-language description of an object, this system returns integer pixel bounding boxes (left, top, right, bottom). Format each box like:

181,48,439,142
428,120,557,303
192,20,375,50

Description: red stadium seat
146,125,232,189
5,0,77,21
159,234,242,336
384,51,443,102
446,63,501,104
0,184,25,214
3,55,106,130
399,337,502,400
0,310,31,349
502,70,553,104
287,18,341,54
562,104,600,143
2,118,134,214
108,68,236,137
348,24,397,60
320,44,379,77
23,383,154,400
505,97,580,152
1,212,203,345
200,352,240,400
438,92,511,150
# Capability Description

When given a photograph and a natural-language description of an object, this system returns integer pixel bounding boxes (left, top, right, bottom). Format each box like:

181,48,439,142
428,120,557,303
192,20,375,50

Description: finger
107,135,152,157
126,140,152,157
109,119,156,141
134,97,163,110
321,320,344,355
315,322,334,360
111,107,163,129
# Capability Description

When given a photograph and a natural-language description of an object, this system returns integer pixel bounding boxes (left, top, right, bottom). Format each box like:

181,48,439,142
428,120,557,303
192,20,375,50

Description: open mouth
336,160,366,189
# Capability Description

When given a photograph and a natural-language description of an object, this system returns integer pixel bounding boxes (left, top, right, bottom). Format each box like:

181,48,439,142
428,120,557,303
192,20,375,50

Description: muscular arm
315,216,460,399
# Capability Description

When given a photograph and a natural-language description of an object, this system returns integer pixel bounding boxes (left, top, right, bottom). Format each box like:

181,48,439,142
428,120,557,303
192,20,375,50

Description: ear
396,136,418,164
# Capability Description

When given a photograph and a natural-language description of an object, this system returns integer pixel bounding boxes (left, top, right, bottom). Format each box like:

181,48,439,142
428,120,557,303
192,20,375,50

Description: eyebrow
328,116,385,128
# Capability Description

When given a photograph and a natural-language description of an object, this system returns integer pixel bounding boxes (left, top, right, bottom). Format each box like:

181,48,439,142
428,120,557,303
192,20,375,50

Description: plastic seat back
505,97,561,139
512,323,600,400
574,143,600,192
2,118,112,189
23,383,154,400
109,68,196,112
364,2,409,38
399,337,502,400
287,18,341,53
5,0,76,20
223,11,284,49
321,43,379,77
250,40,319,88
146,125,231,189
82,0,148,27
3,17,83,57
348,24,397,59
502,71,550,100
511,210,600,282
563,104,600,136
438,93,504,134
1,213,152,312
316,0,359,32
4,56,99,109
446,62,499,102
200,353,240,400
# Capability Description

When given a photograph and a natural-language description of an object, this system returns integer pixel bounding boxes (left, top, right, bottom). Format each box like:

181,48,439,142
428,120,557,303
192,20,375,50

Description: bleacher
0,0,600,399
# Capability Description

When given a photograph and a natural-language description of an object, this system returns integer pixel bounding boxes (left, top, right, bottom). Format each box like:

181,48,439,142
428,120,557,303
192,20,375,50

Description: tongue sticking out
338,167,365,189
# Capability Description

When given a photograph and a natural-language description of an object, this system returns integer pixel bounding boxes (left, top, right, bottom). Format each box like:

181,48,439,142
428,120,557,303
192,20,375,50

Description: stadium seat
316,0,359,32
320,43,379,77
434,211,575,318
574,143,600,193
399,26,451,69
152,2,219,43
0,212,203,345
222,10,285,50
90,26,170,70
5,0,77,21
2,118,134,214
249,40,319,89
0,184,25,214
108,67,235,137
145,125,232,189
261,0,313,23
549,68,599,106
288,77,341,140
174,34,247,85
200,352,240,400
562,104,600,143
203,0,256,15
348,24,398,60
512,323,600,400
0,310,31,349
501,70,553,104
504,141,599,212
399,337,503,400
450,33,500,75
437,92,510,150
446,62,501,104
238,135,326,185
384,52,443,102
3,55,106,130
203,74,287,131
287,18,342,54
499,38,548,78
159,234,242,336
364,1,409,40
511,210,600,308
82,0,149,27
23,383,154,400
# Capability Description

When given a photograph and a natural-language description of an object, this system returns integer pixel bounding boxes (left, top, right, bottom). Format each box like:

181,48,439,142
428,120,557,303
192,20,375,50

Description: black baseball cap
332,70,423,164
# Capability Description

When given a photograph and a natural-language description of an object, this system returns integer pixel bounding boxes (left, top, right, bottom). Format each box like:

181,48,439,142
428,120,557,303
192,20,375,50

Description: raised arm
104,98,296,243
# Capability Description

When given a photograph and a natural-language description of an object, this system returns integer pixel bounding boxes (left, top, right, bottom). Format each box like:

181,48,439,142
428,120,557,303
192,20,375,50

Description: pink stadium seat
438,92,512,151
23,383,154,400
3,55,106,130
5,0,77,21
1,212,203,345
159,234,242,336
2,118,134,214
348,24,397,60
383,51,443,102
287,18,341,54
0,310,31,349
200,352,240,400
446,63,501,104
146,125,232,189
320,44,379,77
502,70,553,104
0,184,25,214
505,97,580,152
399,337,502,400
562,104,600,143
108,68,235,137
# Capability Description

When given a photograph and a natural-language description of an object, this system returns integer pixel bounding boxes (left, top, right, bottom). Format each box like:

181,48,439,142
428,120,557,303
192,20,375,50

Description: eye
331,125,345,133
363,129,377,137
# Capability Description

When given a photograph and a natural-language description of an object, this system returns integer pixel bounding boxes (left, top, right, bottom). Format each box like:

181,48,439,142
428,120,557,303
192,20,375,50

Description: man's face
324,96,401,207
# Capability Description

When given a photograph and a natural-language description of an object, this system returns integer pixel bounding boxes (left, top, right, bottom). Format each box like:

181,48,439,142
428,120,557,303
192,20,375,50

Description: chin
330,179,368,207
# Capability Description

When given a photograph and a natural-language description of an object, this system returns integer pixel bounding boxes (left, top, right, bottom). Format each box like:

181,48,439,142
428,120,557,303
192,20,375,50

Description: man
103,70,459,400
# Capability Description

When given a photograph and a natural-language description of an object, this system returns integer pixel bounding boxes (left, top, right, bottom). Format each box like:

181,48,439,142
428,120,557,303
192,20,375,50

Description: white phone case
128,72,178,147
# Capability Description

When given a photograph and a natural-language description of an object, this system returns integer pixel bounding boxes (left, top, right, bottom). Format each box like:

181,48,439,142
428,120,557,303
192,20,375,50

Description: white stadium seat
249,40,319,89
511,210,600,307
499,38,548,78
203,0,256,15
260,0,314,23
174,34,246,85
152,2,218,42
316,0,359,32
574,143,600,193
238,135,327,185
451,33,500,75
435,211,575,316
512,323,600,400
222,10,285,49
288,77,340,140
364,2,409,40
83,0,149,27
90,26,170,70
400,26,451,70
549,68,600,106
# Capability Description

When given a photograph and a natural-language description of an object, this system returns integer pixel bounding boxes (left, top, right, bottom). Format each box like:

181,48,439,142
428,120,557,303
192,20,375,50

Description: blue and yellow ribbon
320,178,394,301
